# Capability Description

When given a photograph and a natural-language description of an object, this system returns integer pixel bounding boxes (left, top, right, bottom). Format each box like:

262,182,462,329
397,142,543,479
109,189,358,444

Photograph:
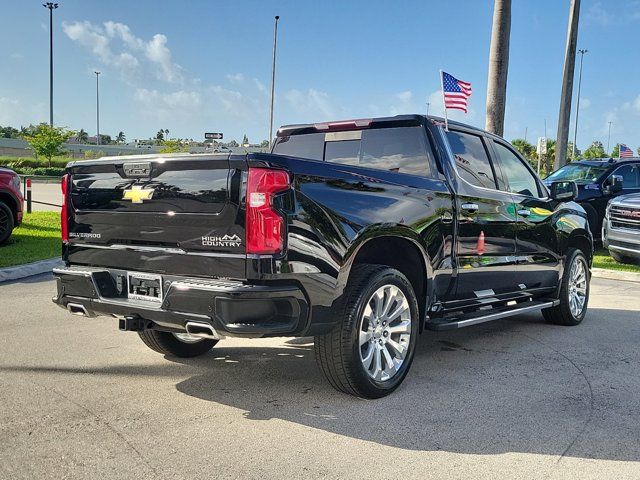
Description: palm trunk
485,0,512,137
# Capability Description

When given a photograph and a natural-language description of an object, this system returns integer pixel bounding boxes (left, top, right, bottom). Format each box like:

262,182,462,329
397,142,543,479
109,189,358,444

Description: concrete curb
0,257,63,283
592,267,640,283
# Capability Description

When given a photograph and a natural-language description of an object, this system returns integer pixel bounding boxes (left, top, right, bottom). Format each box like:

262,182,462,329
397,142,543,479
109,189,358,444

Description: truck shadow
171,308,640,462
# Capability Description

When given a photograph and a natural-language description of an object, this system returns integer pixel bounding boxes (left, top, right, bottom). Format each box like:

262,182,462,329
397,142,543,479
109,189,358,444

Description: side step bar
426,300,558,331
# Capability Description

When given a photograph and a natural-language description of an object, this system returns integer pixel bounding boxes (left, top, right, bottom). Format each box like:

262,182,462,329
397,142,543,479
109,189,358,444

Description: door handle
461,202,479,213
517,209,531,217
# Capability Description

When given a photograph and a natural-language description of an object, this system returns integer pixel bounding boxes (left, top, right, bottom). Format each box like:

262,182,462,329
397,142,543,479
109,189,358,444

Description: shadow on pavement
170,309,640,462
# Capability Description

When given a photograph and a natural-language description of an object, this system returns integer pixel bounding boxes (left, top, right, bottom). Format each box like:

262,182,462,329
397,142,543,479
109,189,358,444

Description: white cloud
253,78,268,94
134,88,201,121
579,98,591,110
585,2,615,26
226,73,245,83
63,20,183,82
284,88,339,120
10,53,23,60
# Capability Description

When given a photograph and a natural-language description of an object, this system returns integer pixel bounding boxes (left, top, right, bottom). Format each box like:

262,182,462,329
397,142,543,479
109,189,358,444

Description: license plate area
127,272,163,304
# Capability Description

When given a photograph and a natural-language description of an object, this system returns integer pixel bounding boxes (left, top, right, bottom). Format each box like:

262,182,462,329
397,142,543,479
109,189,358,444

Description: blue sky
1,0,639,150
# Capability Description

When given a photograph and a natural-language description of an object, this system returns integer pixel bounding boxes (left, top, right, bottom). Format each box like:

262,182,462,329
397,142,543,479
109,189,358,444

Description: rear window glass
446,131,497,189
272,126,433,177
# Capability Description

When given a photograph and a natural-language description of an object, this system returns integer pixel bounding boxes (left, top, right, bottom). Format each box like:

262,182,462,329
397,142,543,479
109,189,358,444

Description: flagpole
440,69,449,131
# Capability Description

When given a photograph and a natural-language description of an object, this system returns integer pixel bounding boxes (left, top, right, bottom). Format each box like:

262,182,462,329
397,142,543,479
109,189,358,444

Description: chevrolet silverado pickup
53,115,593,398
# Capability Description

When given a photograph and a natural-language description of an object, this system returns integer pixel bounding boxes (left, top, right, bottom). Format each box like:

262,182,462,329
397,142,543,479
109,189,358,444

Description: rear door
445,129,519,302
489,139,560,292
66,154,248,278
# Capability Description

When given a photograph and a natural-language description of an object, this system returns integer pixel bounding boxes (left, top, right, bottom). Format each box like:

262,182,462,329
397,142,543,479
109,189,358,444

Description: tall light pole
95,71,101,145
268,15,280,147
607,121,613,153
43,2,59,126
426,102,430,116
572,48,588,159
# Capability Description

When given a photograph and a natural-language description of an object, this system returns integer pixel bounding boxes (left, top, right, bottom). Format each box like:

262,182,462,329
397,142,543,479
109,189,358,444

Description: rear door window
446,131,498,189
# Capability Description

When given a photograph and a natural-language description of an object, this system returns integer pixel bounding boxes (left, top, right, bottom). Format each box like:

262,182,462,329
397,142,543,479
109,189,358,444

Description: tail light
246,167,290,254
61,174,71,243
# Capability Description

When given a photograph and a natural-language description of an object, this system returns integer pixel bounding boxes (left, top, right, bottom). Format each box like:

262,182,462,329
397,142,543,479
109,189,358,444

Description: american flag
620,144,634,158
442,71,472,113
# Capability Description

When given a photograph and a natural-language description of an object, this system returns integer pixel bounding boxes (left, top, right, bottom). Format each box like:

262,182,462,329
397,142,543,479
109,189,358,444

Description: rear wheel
0,201,15,245
314,265,419,399
138,330,218,357
543,248,590,326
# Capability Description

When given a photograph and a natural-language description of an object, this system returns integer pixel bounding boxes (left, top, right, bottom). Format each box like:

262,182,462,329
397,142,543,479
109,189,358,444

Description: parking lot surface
0,275,639,479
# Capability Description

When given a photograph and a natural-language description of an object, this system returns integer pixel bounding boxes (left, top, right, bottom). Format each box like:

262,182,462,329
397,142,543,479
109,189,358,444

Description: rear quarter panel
246,153,454,331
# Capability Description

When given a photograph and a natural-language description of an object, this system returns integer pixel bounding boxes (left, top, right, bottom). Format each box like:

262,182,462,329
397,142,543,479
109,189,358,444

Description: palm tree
116,131,126,144
485,0,511,136
77,128,89,143
164,129,169,140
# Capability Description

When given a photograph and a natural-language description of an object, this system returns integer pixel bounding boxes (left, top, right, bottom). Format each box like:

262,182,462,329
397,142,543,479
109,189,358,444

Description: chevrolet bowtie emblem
123,185,154,203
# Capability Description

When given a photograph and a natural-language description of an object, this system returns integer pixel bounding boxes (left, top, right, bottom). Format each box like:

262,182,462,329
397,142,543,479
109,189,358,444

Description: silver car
603,193,640,264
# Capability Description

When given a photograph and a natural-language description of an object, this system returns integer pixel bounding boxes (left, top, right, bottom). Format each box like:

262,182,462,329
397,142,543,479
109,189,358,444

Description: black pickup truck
53,115,593,398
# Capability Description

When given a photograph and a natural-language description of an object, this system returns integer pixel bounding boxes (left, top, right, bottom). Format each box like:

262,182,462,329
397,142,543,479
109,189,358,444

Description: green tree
0,125,20,138
227,139,239,148
77,128,89,143
155,130,165,143
260,139,270,148
242,134,249,145
511,138,536,159
610,144,620,159
159,139,187,153
116,131,126,143
582,141,607,159
22,124,73,167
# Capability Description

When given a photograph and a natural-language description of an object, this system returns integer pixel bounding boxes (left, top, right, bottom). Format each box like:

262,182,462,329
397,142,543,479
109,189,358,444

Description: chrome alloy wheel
359,284,412,381
172,332,204,344
568,256,588,317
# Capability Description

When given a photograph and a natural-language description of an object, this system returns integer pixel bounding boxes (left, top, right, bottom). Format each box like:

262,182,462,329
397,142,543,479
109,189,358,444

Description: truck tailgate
64,154,248,278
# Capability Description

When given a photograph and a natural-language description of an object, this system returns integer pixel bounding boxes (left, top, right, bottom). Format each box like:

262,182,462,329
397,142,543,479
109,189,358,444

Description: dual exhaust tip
66,304,219,340
67,303,94,317
185,321,221,340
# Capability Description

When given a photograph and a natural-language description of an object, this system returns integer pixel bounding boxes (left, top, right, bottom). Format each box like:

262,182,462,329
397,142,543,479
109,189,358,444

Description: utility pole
572,48,588,160
426,102,430,116
95,71,101,145
524,126,528,143
555,0,581,170
268,15,280,147
607,121,612,153
43,2,59,126
485,0,512,136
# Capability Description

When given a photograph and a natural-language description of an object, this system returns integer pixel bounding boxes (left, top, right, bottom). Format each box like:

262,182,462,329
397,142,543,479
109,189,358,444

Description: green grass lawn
0,212,61,268
593,248,640,273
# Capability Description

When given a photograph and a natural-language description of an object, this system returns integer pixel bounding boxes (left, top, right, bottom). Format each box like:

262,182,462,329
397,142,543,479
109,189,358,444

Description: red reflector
246,168,290,255
61,174,70,243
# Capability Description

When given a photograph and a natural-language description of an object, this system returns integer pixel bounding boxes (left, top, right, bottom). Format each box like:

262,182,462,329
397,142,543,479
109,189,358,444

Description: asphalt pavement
0,275,639,479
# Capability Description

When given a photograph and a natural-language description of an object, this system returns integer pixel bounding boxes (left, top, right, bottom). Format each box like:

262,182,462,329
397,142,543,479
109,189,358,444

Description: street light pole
268,15,280,147
95,71,101,146
426,102,430,116
43,2,59,126
572,48,588,160
607,121,612,153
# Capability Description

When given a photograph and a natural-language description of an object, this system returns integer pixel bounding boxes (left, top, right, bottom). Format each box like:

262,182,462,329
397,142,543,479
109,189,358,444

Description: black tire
137,330,218,358
543,248,590,326
314,265,419,399
0,201,15,245
609,250,636,265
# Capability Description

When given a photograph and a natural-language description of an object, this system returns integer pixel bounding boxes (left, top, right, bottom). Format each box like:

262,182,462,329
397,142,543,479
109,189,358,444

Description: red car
0,167,24,244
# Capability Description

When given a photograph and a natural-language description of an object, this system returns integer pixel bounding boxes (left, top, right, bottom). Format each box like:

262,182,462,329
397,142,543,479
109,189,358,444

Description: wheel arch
0,191,19,224
339,226,432,331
